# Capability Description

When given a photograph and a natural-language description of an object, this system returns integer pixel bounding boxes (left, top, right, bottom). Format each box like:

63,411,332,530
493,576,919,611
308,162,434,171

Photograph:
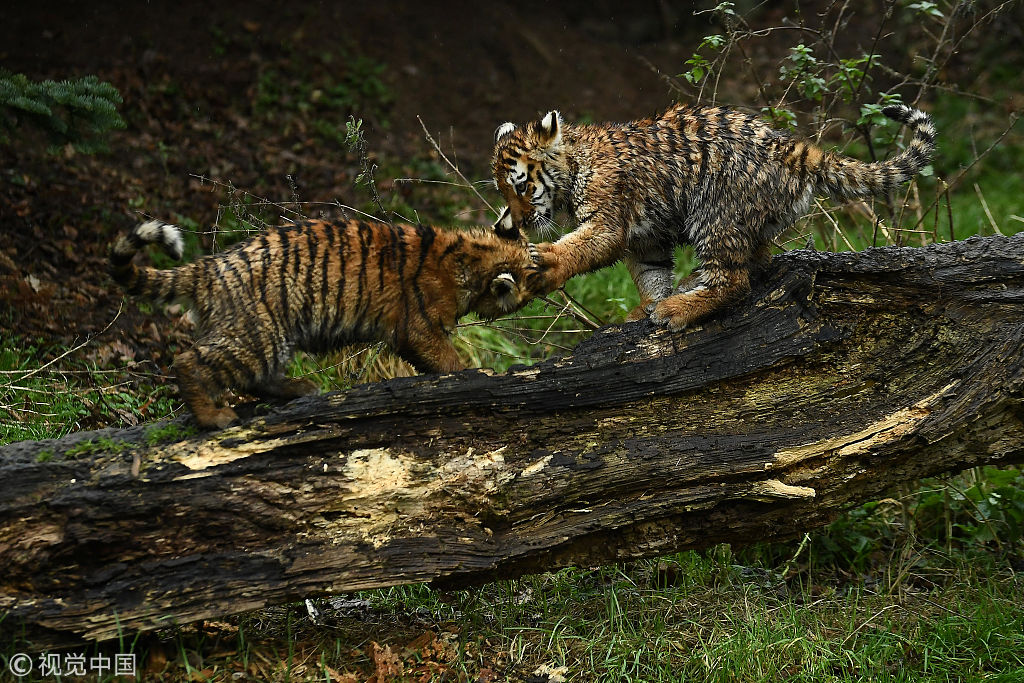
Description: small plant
342,115,389,219
856,92,906,127
907,0,944,19
344,117,372,188
914,467,1024,550
0,71,125,153
680,34,726,85
65,435,130,458
144,422,197,446
779,44,827,102
760,105,798,130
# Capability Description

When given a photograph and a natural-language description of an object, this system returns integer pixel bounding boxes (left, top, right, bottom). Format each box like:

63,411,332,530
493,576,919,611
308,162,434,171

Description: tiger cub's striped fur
492,103,936,330
110,218,541,429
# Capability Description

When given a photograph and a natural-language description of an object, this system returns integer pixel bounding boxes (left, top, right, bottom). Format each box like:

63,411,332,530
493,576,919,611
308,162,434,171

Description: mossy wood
3,235,1024,650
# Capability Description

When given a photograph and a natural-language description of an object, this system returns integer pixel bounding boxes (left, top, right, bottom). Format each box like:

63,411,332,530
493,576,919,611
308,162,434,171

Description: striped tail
812,104,937,200
109,220,187,300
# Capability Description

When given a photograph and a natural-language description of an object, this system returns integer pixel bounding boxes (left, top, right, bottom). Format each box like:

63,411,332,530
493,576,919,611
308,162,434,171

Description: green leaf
908,1,944,18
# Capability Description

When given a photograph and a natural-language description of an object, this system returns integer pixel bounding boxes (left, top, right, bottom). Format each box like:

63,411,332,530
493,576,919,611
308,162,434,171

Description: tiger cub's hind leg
751,241,774,278
624,252,674,322
650,263,751,332
173,348,239,430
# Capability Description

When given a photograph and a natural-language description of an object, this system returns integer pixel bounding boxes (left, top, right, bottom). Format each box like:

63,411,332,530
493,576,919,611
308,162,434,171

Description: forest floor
0,0,687,371
3,1,1024,681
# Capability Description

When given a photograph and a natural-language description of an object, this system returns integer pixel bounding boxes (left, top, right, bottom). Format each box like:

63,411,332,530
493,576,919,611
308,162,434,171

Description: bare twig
416,115,498,218
190,176,391,226
637,55,687,98
973,183,1004,236
852,0,895,104
539,293,601,331
457,314,586,326
0,303,123,390
814,199,857,251
911,113,1021,232
467,323,578,352
454,335,542,362
556,289,605,329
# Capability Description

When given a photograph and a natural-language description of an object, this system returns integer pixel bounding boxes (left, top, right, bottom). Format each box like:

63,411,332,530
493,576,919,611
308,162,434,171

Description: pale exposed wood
3,234,1024,650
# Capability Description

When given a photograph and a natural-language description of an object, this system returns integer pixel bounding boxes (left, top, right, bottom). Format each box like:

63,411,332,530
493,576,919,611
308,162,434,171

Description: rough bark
3,234,1024,650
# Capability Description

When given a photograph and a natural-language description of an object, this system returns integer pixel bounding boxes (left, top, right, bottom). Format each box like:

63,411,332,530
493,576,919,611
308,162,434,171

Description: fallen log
3,234,1024,650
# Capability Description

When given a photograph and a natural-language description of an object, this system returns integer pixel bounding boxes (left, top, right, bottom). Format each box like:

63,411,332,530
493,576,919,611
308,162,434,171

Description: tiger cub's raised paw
525,242,569,294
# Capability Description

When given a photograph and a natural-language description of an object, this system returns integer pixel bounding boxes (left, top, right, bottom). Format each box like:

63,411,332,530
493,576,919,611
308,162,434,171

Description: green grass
64,435,131,458
144,421,197,445
207,534,1019,681
0,337,181,443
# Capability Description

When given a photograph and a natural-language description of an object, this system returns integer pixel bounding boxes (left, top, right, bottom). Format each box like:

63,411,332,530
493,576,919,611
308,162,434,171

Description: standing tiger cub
110,218,542,429
492,103,936,330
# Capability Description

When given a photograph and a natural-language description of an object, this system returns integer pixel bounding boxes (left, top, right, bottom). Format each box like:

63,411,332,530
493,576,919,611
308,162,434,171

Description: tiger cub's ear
535,110,562,146
492,206,522,240
494,121,516,143
490,272,518,309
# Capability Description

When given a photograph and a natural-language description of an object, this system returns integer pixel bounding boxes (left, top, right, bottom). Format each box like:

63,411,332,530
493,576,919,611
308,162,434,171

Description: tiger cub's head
491,110,567,239
464,232,547,320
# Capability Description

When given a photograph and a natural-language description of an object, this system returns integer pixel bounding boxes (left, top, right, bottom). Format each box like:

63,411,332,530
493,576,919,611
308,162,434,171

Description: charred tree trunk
3,235,1024,650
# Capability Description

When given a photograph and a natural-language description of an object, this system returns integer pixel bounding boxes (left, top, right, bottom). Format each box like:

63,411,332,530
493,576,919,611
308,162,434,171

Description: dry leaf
369,642,404,682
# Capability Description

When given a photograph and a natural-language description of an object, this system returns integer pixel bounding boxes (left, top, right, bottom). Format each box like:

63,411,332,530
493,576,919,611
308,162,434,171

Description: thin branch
454,336,541,362
416,115,498,218
637,55,687,98
814,199,857,252
973,183,1003,236
466,324,578,352
0,303,123,390
911,113,1021,232
456,314,585,327
538,293,600,331
556,289,605,329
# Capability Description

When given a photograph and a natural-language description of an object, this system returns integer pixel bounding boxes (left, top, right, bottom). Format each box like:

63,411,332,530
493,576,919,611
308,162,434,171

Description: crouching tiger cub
492,103,936,330
110,218,543,429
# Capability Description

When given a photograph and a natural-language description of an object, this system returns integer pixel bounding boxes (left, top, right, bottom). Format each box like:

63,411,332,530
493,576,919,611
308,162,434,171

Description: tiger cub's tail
109,220,188,300
805,104,936,201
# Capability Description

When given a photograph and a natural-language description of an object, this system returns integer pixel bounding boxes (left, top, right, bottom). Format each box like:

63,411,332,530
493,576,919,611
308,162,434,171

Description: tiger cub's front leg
532,218,628,294
401,326,465,375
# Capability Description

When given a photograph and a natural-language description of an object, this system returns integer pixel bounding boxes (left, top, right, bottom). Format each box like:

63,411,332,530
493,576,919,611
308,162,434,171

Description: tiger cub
491,103,936,330
110,218,542,429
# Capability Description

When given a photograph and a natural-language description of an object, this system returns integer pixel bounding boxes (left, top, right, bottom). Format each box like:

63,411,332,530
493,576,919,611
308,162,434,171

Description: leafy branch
0,71,125,154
